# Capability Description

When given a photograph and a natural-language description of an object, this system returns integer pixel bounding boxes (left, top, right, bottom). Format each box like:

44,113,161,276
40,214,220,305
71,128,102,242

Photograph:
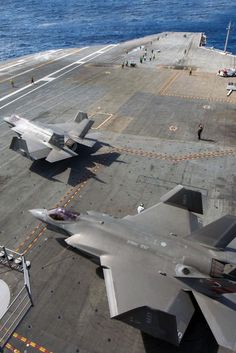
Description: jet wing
45,148,77,163
124,185,202,237
11,126,24,135
10,135,50,160
46,122,76,133
101,254,194,345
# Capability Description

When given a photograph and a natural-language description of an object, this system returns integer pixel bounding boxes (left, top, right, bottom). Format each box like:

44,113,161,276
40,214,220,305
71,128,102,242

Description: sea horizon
0,0,235,61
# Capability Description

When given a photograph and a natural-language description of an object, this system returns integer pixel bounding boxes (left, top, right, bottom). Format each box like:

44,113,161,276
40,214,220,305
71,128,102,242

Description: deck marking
0,44,117,111
13,332,53,353
159,71,181,95
0,60,25,72
93,113,113,129
160,91,234,104
169,125,178,131
0,48,88,84
111,146,236,162
5,342,22,353
157,71,234,104
40,77,55,82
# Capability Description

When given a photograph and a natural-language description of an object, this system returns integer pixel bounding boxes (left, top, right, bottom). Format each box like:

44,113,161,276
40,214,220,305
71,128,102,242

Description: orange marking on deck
5,343,22,353
13,332,53,353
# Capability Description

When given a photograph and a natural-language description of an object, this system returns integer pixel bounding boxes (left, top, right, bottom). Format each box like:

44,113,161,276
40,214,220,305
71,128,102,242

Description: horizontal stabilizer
187,215,236,249
46,148,77,163
10,136,28,153
10,136,50,160
161,185,203,214
193,291,236,351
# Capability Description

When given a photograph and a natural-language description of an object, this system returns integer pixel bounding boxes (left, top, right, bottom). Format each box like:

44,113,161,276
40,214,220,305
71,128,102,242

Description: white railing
0,246,33,349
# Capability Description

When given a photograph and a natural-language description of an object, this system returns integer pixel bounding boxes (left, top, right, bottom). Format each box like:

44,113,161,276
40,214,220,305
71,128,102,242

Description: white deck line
93,114,113,130
0,60,25,72
0,47,88,81
0,44,117,112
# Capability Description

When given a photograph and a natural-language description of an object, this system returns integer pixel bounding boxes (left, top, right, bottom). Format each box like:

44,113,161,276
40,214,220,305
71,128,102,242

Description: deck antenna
224,21,232,52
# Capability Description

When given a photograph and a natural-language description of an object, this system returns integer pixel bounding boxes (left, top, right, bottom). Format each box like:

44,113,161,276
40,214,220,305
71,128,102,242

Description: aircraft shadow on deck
141,308,218,353
29,147,123,186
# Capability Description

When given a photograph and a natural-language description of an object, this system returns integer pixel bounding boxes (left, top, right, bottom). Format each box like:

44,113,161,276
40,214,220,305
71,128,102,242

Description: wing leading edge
45,148,77,163
101,255,194,346
124,185,202,237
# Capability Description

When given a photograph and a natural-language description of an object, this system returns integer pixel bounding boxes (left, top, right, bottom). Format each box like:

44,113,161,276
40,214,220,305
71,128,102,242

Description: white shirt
137,205,144,214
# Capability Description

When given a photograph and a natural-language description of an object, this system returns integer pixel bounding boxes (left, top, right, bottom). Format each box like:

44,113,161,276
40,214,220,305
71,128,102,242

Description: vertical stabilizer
74,111,88,123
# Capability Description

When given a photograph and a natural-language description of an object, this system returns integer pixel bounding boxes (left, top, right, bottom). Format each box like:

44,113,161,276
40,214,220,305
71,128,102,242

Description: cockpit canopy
11,114,20,123
48,208,80,222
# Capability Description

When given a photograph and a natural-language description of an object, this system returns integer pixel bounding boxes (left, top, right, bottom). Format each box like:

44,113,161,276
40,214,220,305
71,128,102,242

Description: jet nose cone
3,117,10,123
29,209,47,222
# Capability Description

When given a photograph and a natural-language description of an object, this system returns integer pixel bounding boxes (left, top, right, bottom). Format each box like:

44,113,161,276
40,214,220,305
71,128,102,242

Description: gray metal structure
30,185,236,352
4,111,98,162
0,247,32,349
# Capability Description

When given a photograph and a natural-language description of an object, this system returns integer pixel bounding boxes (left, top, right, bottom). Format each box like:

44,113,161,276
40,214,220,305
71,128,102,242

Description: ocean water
0,0,235,61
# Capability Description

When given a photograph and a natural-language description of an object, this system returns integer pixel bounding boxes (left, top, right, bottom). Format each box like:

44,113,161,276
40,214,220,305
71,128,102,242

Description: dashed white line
0,47,88,83
41,77,55,82
52,47,89,62
0,60,25,72
0,83,33,102
0,44,117,111
0,81,58,110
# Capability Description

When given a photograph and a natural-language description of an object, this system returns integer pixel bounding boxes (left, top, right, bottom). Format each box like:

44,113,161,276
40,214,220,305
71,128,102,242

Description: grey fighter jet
4,112,98,162
30,185,236,351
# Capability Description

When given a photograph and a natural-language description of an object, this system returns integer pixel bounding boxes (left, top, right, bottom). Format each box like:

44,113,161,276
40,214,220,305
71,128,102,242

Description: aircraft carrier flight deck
0,32,235,353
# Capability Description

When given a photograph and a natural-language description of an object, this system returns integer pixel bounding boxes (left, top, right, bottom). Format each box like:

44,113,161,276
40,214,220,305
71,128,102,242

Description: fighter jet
4,112,98,163
30,185,236,351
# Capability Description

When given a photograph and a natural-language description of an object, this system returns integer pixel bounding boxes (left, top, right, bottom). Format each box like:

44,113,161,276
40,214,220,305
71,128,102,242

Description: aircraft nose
29,209,47,222
3,117,10,123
